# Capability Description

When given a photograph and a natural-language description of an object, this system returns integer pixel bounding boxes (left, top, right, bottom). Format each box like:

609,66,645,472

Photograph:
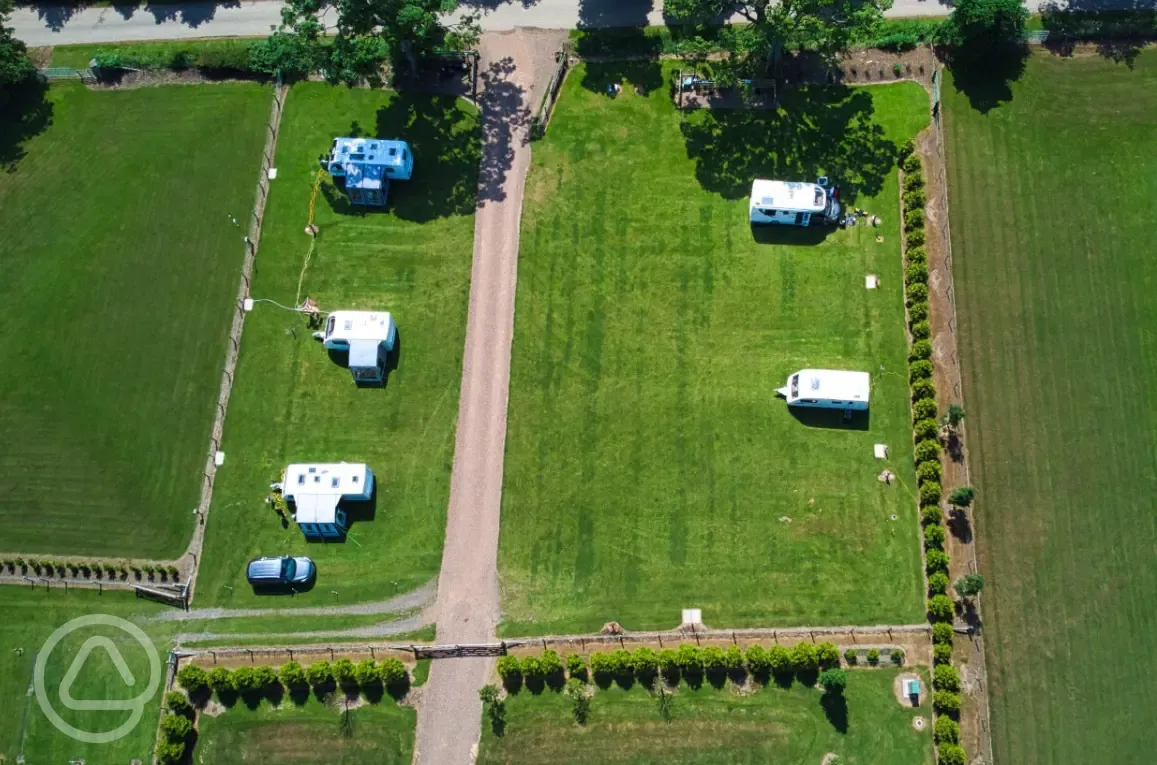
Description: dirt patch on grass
200,699,228,717
840,47,936,87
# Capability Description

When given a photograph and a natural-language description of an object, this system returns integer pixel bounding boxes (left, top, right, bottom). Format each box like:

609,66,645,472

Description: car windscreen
282,558,296,580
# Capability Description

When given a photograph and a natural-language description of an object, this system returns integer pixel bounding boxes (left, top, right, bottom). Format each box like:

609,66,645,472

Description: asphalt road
13,0,962,47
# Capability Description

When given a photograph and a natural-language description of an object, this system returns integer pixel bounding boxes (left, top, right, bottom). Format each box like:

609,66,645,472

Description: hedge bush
903,169,925,190
916,458,941,481
919,481,942,505
933,689,961,712
901,153,923,174
933,664,961,692
914,418,939,441
155,739,185,765
911,320,931,340
897,138,916,161
306,661,333,686
906,282,929,304
910,342,933,366
497,655,522,679
891,648,904,665
816,642,840,669
279,661,307,688
906,208,925,229
701,646,726,671
744,645,770,674
631,647,658,674
332,659,356,687
933,622,955,644
677,644,703,671
938,743,967,765
768,645,792,674
926,549,950,574
924,523,946,549
904,262,929,286
905,228,926,249
380,658,407,686
909,359,933,382
933,642,954,666
866,648,880,665
903,189,926,211
921,504,944,524
928,594,955,622
928,571,950,595
934,714,961,743
724,645,745,672
160,713,193,740
208,667,234,693
906,247,927,267
165,691,192,715
791,642,819,671
567,654,587,678
658,648,679,672
914,439,941,462
843,648,857,665
177,665,208,694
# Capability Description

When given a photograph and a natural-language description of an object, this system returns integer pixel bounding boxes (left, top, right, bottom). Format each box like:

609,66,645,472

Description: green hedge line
91,39,261,74
176,657,410,699
0,557,178,581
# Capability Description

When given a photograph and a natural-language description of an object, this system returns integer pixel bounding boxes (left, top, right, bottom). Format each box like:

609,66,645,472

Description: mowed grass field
944,50,1157,765
478,668,933,764
0,83,269,558
0,589,173,763
197,84,479,606
499,63,929,634
194,693,415,764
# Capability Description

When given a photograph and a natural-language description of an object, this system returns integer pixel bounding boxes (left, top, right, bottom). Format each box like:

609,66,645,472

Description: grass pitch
478,668,933,764
0,83,270,558
197,84,479,606
498,64,929,635
944,49,1157,765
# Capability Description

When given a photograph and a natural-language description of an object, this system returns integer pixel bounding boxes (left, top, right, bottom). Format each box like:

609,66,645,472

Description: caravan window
790,374,799,398
326,315,335,337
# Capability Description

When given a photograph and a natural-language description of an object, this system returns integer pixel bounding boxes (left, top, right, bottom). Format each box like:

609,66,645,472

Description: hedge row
176,657,409,698
497,642,862,685
92,39,262,75
899,140,966,765
0,557,178,582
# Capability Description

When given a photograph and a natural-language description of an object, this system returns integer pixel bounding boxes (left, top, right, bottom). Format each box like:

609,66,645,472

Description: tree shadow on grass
943,42,1030,114
1040,3,1157,68
578,47,664,96
820,692,849,733
0,78,52,173
680,85,897,205
354,93,482,222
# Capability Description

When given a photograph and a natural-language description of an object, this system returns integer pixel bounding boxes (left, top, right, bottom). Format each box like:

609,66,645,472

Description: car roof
247,558,285,578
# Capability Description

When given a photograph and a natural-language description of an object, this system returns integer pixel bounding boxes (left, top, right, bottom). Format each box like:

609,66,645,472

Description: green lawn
0,589,173,764
944,49,1157,765
197,84,479,607
479,668,933,764
193,692,415,764
498,63,929,634
0,83,270,558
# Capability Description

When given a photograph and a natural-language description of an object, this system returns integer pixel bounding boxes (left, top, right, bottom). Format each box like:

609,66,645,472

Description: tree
954,573,985,599
947,487,976,507
379,658,407,686
0,0,35,109
818,668,847,695
947,0,1028,48
177,665,209,694
279,661,308,688
815,642,840,669
937,742,967,765
566,677,591,724
928,594,955,622
354,659,380,686
208,667,235,694
232,666,259,692
790,642,819,672
160,713,193,740
933,690,961,713
934,714,961,743
496,655,522,680
933,663,961,692
155,739,186,765
933,622,955,644
332,658,357,686
306,660,333,687
664,0,892,81
165,691,192,715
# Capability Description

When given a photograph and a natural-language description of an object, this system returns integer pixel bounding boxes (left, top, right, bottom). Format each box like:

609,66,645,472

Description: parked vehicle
246,556,316,587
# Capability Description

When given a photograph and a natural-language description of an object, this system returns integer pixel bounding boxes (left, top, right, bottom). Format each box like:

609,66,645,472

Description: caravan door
799,213,811,226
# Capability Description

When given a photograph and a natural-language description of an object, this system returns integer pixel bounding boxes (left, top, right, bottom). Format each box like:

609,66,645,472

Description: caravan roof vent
810,377,821,390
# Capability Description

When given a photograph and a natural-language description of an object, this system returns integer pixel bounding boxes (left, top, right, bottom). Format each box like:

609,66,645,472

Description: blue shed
321,137,413,207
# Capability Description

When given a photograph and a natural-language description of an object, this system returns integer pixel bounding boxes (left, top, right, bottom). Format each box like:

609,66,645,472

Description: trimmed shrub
934,642,954,665
744,645,770,675
912,378,937,402
632,647,659,675
589,651,613,676
901,153,922,174
701,646,726,672
891,648,904,665
934,689,961,712
866,648,880,666
354,659,379,686
252,665,277,689
819,667,847,694
928,571,950,595
906,247,927,266
676,644,703,672
905,207,926,228
332,658,356,687
610,649,634,675
898,138,916,162
306,661,333,687
915,438,941,462
379,658,407,687
497,655,522,680
161,713,193,740
723,645,745,673
816,642,840,669
926,549,950,575
928,594,955,622
195,40,254,72
909,360,933,382
905,262,929,286
922,504,944,525
917,459,941,482
919,481,942,505
904,169,925,189
910,335,933,360
279,661,307,688
906,282,929,304
844,648,857,664
231,666,259,692
539,649,565,677
165,691,192,715
906,228,926,249
933,622,955,644
934,663,961,691
904,189,926,211
791,642,819,671
566,653,587,678
915,418,939,441
177,665,209,694
155,739,186,765
208,667,235,694
935,714,961,743
520,655,544,678
911,320,931,340
924,523,947,549
767,645,793,674
938,742,966,765
658,649,679,673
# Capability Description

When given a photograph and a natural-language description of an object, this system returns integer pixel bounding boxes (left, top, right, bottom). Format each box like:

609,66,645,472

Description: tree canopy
947,0,1029,48
665,0,893,77
0,0,36,107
